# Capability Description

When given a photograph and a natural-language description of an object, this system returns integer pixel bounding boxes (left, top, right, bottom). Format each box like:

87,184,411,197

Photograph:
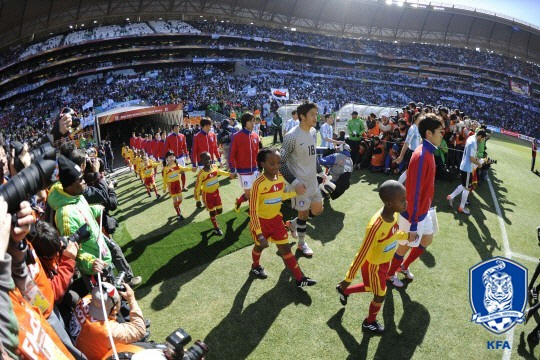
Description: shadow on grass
134,216,250,310
203,268,312,360
327,283,430,360
436,175,501,261
517,331,539,360
307,199,346,245
351,169,389,188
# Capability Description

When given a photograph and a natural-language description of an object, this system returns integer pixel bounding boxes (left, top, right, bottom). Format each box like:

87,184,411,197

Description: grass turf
111,134,540,359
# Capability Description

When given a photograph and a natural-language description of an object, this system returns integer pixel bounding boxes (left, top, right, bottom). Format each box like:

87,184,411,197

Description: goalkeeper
318,144,353,200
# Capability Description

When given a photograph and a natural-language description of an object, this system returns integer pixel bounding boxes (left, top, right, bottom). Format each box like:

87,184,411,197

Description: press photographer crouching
2,198,84,359
68,281,146,359
318,143,353,200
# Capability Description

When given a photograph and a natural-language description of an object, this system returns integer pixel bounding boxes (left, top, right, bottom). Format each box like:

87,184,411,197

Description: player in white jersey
395,113,422,184
319,114,344,156
447,130,487,215
284,110,300,134
280,102,326,256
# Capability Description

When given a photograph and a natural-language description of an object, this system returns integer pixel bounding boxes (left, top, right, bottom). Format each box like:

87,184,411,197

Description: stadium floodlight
69,25,73,29
385,0,392,5
397,1,404,6
126,17,129,21
475,47,480,51
94,20,97,23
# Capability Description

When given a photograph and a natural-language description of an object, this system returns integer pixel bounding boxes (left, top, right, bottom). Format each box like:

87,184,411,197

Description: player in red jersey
230,112,260,212
164,124,189,190
386,113,444,288
191,118,220,171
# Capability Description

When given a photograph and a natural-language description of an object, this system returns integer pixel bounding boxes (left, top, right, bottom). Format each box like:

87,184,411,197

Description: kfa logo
469,257,527,334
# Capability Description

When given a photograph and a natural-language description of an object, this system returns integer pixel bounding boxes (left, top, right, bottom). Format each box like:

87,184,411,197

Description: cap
89,282,121,321
58,155,82,188
173,123,180,127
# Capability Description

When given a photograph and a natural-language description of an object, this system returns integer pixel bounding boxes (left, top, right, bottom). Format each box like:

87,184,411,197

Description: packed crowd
0,19,538,85
1,61,539,146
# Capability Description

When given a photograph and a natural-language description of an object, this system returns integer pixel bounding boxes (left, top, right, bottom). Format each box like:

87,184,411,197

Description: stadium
0,0,539,359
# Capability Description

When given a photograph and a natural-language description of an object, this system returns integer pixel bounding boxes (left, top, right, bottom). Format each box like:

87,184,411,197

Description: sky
436,0,540,28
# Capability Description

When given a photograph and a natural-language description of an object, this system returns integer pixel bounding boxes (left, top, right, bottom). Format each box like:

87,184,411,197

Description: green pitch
112,134,540,359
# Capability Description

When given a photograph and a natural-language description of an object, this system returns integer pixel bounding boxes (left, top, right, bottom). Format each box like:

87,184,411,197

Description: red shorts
203,190,222,211
144,176,155,187
169,181,181,196
361,261,389,296
251,215,288,245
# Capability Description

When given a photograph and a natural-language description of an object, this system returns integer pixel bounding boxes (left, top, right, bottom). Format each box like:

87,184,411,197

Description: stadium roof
1,0,539,62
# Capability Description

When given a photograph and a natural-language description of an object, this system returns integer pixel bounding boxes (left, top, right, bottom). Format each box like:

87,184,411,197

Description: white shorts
176,156,186,167
238,172,259,190
398,208,436,247
291,190,323,212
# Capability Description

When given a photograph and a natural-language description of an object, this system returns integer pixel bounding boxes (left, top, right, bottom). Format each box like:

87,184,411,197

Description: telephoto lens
183,341,209,360
0,159,56,213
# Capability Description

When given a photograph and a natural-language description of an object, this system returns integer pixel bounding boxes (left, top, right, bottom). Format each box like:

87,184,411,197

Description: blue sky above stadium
438,0,540,28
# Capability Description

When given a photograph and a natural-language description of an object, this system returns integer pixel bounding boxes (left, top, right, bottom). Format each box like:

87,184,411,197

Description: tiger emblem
482,260,513,314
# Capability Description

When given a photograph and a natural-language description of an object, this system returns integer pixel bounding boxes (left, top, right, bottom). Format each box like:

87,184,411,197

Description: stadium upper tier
0,20,538,84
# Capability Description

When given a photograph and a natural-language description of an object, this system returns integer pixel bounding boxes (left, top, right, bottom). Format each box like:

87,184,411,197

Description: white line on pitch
486,175,513,360
511,252,538,263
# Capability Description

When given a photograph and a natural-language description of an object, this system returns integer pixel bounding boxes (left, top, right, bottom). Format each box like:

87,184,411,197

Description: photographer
0,198,20,359
369,136,385,173
66,149,140,286
29,221,81,316
69,282,146,360
366,113,380,138
47,156,113,289
318,143,353,200
6,199,81,359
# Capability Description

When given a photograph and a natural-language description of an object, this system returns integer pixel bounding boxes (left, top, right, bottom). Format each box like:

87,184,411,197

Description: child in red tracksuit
164,124,189,188
141,155,162,199
194,152,231,236
191,118,221,171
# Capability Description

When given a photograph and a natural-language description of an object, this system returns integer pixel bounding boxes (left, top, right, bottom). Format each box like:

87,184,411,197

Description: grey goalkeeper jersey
280,126,322,196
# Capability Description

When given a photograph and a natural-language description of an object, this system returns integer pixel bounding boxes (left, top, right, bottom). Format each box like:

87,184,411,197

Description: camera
537,226,540,245
11,141,56,173
101,268,127,292
61,107,81,129
59,223,91,250
0,158,56,213
164,328,209,360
